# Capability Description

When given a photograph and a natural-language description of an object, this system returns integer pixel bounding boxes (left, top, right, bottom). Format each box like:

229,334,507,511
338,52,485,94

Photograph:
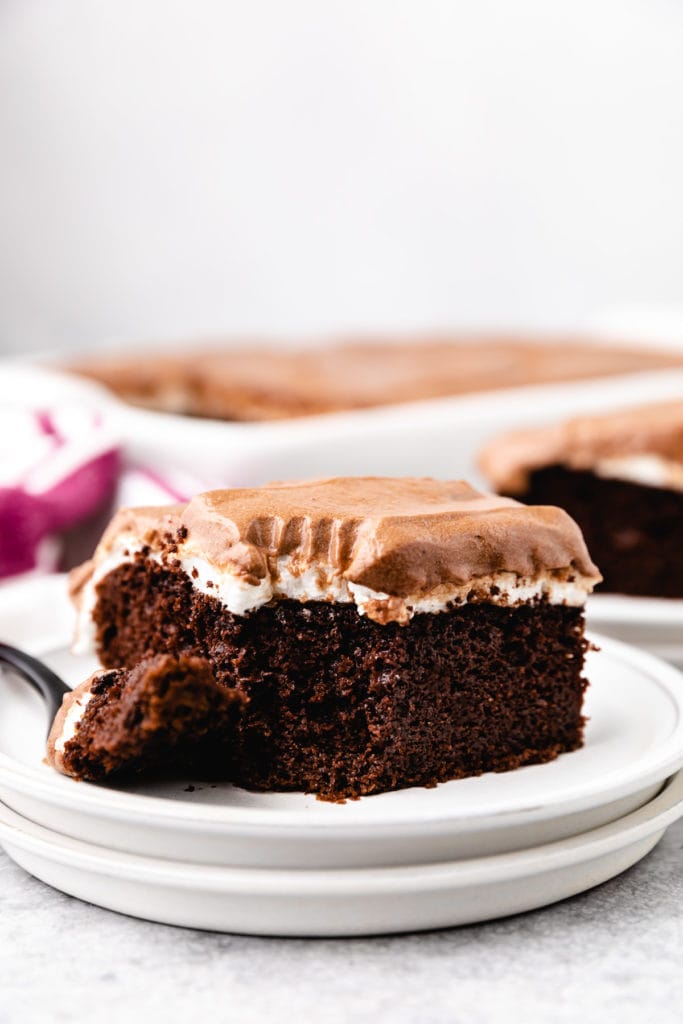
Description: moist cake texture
69,336,683,421
47,654,244,782
480,402,683,597
65,478,600,798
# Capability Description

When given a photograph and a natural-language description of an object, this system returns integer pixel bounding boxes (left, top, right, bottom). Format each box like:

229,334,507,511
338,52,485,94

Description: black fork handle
0,642,71,731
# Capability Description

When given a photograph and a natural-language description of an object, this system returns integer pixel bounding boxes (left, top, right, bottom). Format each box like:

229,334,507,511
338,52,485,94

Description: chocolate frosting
75,479,599,607
480,400,683,493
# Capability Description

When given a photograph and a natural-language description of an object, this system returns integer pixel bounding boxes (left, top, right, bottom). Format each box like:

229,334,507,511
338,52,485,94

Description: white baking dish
4,348,683,488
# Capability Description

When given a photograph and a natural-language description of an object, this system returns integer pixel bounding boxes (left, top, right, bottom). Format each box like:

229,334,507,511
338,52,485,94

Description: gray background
1,0,683,355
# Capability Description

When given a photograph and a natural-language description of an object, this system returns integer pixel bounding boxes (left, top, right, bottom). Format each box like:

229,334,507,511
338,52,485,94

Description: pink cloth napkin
0,407,121,578
0,404,221,581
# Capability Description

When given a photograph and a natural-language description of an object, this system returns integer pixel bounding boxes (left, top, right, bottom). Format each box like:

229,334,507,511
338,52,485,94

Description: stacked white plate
1,575,683,936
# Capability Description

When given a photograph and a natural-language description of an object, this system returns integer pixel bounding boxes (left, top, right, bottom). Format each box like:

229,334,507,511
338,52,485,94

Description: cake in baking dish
56,477,600,798
479,401,683,598
69,336,683,421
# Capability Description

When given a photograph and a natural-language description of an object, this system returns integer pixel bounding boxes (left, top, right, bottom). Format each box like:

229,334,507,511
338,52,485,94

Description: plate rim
1,770,682,894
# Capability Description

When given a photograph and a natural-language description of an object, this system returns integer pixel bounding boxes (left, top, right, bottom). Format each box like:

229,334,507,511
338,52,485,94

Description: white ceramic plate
587,594,683,668
1,575,683,868
2,771,682,937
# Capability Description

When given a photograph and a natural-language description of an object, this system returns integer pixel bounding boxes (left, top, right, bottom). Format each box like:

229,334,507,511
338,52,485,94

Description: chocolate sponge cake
65,478,600,799
480,401,683,598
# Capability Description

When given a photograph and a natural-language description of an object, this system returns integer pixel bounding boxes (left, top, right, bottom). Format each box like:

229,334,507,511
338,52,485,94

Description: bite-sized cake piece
68,336,683,421
69,478,601,799
479,401,683,598
47,654,245,782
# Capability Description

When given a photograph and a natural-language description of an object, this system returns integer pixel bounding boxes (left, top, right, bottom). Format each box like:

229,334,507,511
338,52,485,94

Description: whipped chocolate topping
480,400,683,494
180,477,598,589
71,478,600,629
69,337,683,422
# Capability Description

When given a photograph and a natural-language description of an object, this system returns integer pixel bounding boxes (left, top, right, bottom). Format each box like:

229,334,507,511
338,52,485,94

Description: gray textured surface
1,820,681,1024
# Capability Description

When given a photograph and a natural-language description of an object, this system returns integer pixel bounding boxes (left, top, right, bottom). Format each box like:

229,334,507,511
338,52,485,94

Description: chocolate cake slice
479,401,683,598
47,654,245,782
67,477,600,799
